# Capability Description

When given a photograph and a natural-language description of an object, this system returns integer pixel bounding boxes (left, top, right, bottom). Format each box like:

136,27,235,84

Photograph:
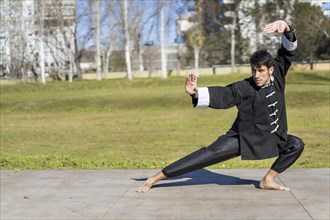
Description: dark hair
249,50,274,68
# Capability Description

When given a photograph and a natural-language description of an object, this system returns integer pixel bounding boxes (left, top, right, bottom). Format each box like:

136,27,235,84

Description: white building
0,0,35,76
0,0,76,78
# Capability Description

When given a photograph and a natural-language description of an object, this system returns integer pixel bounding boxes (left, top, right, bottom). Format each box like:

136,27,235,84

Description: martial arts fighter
137,20,304,193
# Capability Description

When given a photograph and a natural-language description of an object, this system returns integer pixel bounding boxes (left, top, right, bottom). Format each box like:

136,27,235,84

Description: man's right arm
185,73,239,109
191,86,238,109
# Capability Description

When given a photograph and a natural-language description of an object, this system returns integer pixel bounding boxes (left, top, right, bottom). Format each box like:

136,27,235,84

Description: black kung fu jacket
193,29,297,160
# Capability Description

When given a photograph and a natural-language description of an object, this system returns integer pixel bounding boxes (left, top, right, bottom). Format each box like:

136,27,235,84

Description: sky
75,0,188,50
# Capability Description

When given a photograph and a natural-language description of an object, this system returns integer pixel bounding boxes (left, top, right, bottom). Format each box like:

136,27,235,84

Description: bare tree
186,0,205,76
132,1,161,76
59,1,76,82
292,2,330,63
101,24,121,74
131,2,144,73
100,0,163,79
101,29,118,74
230,2,240,73
1,0,39,80
75,1,95,78
42,0,78,82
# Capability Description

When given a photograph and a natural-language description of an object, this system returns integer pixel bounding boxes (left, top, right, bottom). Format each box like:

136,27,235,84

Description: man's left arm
263,20,298,77
278,26,298,76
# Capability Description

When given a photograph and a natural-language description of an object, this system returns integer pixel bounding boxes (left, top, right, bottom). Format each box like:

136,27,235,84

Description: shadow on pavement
133,169,260,189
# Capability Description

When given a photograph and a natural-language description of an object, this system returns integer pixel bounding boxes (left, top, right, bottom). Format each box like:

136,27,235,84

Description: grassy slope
0,71,329,169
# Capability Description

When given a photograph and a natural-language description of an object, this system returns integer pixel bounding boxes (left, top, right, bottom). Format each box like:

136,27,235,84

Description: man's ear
269,66,274,75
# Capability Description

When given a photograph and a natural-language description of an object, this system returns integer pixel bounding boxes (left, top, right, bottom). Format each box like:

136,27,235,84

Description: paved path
1,169,329,220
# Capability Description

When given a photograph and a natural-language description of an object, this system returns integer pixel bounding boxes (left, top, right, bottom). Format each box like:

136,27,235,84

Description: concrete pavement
1,169,329,220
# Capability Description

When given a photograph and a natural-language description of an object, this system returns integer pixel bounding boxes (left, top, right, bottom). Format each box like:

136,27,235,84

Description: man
136,20,304,193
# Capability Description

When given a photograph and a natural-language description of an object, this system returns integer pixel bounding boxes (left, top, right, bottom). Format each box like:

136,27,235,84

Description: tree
99,1,124,75
185,0,205,76
316,36,330,60
101,23,120,74
38,0,78,82
230,6,238,72
1,0,39,80
129,0,162,77
292,2,330,64
181,0,245,68
75,1,96,78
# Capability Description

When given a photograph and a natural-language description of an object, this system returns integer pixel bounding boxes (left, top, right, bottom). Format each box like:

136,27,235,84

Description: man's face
251,65,274,87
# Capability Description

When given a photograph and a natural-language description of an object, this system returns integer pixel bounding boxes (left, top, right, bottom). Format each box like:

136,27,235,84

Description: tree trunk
138,34,144,73
194,41,199,77
68,28,76,83
123,0,132,80
176,20,182,76
39,0,46,84
3,0,12,76
230,13,237,73
160,1,167,79
102,51,107,74
74,29,82,78
103,48,112,75
95,0,102,81
68,59,73,82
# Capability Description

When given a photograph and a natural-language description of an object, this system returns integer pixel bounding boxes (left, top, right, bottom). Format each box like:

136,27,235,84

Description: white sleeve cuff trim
195,87,209,108
282,33,297,51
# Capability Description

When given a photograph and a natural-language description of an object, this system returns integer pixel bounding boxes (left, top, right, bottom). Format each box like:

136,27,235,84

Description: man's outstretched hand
185,73,198,95
262,20,290,34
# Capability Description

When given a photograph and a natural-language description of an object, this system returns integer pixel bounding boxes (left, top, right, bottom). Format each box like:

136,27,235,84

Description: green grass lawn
0,70,329,169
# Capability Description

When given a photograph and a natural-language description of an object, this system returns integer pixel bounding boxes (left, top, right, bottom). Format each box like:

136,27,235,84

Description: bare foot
136,177,154,193
136,171,166,193
260,179,290,191
259,169,290,191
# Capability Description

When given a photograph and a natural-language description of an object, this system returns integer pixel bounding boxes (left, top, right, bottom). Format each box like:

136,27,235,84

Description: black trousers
162,133,304,177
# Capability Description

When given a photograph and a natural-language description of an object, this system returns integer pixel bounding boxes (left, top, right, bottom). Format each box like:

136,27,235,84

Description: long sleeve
192,85,238,109
283,26,296,42
191,79,253,109
273,26,298,80
208,86,237,109
192,87,210,108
